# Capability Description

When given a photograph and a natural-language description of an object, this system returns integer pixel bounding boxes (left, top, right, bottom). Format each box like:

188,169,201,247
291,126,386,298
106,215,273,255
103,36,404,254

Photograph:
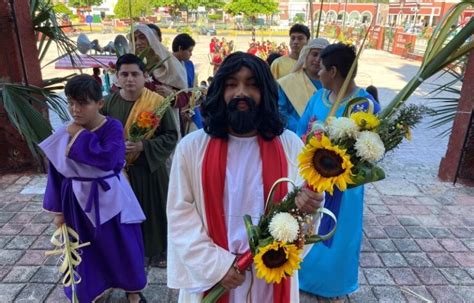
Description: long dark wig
202,52,284,141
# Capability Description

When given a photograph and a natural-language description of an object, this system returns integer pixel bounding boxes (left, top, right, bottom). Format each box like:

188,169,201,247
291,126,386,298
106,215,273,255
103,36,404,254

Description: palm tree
1,0,77,165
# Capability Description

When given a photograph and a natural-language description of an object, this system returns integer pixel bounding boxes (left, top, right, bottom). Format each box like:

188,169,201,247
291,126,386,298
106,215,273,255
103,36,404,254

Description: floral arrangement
203,179,337,303
128,106,166,142
127,87,203,141
299,101,430,194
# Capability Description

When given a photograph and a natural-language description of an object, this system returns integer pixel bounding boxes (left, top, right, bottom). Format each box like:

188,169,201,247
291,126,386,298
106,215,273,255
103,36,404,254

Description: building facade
278,0,472,27
388,0,472,27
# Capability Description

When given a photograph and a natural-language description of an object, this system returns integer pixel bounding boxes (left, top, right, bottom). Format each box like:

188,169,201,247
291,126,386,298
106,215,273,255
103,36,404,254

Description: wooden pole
129,0,135,53
316,0,324,38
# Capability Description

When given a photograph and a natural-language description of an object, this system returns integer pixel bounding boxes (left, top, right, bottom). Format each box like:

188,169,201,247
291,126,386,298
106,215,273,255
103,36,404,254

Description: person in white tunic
167,52,324,303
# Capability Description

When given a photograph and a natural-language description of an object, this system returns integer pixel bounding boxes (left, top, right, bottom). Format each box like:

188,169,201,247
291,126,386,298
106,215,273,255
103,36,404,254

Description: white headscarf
291,38,330,73
132,24,188,89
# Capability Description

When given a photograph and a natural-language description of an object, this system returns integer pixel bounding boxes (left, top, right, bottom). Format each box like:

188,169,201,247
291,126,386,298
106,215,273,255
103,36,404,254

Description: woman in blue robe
297,43,380,301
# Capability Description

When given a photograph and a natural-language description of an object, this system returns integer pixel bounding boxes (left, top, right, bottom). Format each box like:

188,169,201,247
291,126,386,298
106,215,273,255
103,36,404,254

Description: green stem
202,284,226,303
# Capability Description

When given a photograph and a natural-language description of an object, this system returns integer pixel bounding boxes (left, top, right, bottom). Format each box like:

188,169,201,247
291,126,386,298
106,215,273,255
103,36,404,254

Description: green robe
102,91,178,258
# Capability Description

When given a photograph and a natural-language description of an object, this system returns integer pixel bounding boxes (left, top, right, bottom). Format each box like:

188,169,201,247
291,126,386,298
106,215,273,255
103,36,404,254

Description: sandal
151,255,167,268
157,258,167,268
126,292,147,303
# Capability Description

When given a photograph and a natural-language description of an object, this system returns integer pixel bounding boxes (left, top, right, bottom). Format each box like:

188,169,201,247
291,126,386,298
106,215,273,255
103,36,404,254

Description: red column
438,50,474,185
0,0,44,173
376,27,384,50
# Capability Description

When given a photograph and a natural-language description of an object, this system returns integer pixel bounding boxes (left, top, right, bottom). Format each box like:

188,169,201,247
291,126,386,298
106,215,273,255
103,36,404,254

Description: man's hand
220,265,245,290
295,186,324,214
53,214,65,228
126,141,144,153
67,122,83,137
156,85,174,97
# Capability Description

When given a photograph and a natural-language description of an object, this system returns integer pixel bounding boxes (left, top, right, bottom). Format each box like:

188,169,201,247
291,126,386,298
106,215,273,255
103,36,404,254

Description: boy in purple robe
40,75,147,303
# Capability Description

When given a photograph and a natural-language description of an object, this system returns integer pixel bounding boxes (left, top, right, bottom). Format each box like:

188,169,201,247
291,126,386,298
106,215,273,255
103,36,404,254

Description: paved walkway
1,48,473,302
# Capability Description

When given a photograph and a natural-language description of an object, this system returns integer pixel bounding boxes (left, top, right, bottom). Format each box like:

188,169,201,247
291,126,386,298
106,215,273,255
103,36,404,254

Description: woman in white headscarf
277,38,329,133
132,24,187,90
132,24,191,139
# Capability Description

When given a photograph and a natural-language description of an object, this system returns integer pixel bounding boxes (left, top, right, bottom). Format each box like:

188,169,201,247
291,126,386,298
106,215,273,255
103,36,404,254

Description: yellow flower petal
254,242,302,284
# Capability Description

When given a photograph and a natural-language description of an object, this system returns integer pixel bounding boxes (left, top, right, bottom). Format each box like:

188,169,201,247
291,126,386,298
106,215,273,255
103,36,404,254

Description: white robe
167,130,306,303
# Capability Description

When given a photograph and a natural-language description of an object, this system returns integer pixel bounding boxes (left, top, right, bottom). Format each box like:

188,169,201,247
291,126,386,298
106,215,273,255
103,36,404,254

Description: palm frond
43,74,76,88
1,84,69,160
380,1,474,119
30,0,80,68
425,54,464,137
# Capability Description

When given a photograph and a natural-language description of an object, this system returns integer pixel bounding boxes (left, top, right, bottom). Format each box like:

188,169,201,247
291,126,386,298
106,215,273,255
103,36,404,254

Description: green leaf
1,83,70,160
349,162,386,187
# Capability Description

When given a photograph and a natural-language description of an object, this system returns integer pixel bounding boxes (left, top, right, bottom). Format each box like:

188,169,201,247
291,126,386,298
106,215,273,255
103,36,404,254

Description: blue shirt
297,88,380,137
184,60,195,88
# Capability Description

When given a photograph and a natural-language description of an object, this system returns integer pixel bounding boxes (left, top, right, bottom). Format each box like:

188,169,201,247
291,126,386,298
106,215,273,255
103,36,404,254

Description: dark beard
226,96,259,135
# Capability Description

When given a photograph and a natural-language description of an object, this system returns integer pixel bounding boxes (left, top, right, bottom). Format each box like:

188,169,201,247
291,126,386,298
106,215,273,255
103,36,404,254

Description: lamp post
413,1,420,30
342,0,348,33
309,0,314,38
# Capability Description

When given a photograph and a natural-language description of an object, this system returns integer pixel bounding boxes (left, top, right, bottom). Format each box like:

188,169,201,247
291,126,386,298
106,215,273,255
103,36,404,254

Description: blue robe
41,117,147,302
184,60,195,88
184,60,203,129
278,78,321,133
297,88,380,297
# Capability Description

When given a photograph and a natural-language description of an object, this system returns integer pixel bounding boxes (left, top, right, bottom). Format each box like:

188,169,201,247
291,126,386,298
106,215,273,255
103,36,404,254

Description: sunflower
254,242,302,284
298,135,354,195
350,112,380,130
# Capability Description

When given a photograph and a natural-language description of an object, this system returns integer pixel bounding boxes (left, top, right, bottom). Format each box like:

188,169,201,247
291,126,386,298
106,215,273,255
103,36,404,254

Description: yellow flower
254,242,302,284
405,128,412,141
350,112,380,130
298,135,354,195
136,111,158,129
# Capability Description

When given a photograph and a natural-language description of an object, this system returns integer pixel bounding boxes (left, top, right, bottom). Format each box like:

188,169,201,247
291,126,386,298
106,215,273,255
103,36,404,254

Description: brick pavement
2,49,474,302
1,160,473,303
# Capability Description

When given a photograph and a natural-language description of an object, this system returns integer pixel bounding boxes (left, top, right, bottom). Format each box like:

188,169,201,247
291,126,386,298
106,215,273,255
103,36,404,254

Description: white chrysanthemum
354,131,385,162
327,117,360,141
269,212,299,243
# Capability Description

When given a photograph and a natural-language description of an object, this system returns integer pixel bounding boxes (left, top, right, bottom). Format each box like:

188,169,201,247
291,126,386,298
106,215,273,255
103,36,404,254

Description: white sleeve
166,139,235,290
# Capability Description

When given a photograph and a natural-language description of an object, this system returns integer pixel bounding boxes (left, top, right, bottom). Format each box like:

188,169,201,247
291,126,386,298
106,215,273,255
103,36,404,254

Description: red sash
202,136,291,303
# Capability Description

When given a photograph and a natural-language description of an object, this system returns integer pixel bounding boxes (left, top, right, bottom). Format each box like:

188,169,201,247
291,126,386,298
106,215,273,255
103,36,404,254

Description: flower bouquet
202,178,337,303
299,102,430,194
128,108,164,142
127,87,202,142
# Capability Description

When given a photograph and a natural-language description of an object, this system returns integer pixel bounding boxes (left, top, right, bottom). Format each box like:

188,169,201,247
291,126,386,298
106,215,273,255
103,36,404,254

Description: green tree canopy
114,0,154,18
199,0,226,9
225,0,278,19
153,0,226,10
53,3,73,16
68,0,103,8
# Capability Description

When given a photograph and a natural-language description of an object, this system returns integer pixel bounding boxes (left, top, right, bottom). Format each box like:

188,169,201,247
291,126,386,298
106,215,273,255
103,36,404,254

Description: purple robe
40,117,147,302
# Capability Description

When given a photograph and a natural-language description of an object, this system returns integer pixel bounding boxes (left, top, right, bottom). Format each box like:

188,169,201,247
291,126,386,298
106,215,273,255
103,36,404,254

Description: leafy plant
68,0,103,7
1,0,76,164
1,84,70,161
380,1,474,119
426,59,465,137
31,0,79,68
53,3,73,16
225,0,278,20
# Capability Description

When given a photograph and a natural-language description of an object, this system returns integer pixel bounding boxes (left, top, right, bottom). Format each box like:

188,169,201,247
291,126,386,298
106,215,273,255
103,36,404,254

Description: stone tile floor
1,160,473,302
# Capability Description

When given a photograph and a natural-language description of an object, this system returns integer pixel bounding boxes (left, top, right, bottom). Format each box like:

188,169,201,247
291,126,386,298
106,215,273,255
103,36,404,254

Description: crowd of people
42,22,380,303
